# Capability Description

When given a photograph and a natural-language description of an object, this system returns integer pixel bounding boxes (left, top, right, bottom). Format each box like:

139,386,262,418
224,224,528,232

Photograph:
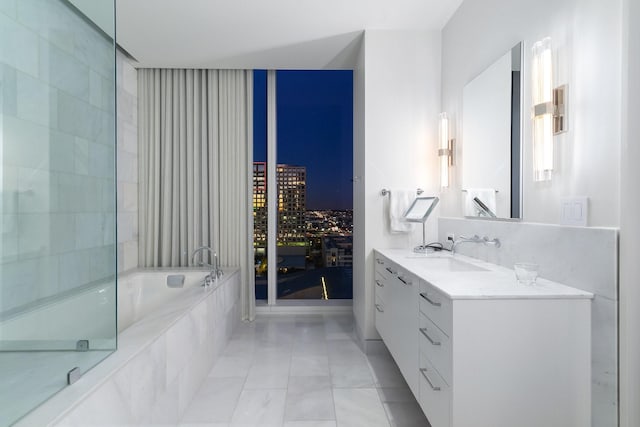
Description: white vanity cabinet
374,254,420,395
374,249,592,427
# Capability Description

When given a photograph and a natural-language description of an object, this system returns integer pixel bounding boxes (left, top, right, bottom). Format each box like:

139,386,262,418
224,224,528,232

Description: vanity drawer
419,354,451,427
374,295,389,340
374,271,388,300
394,268,416,288
419,312,452,386
381,259,401,280
374,254,389,277
419,281,452,337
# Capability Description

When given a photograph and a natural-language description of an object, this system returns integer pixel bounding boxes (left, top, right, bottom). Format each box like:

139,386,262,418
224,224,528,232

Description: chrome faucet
451,234,501,254
191,245,214,266
190,246,223,286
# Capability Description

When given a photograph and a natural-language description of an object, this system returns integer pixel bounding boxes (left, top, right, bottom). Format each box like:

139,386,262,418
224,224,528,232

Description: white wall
440,0,622,227
116,51,138,273
620,0,640,425
353,30,441,342
352,34,367,341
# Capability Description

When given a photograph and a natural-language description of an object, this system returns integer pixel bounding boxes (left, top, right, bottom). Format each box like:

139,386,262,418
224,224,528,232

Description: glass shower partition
0,0,117,425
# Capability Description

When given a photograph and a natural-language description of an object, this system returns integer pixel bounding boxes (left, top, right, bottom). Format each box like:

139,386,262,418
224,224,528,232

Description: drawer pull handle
420,292,441,307
420,368,441,391
419,328,441,346
375,304,384,313
375,280,384,288
385,267,397,275
376,258,385,265
398,276,412,286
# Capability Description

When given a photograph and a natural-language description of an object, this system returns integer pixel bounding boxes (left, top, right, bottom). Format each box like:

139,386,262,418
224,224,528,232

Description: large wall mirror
462,42,523,220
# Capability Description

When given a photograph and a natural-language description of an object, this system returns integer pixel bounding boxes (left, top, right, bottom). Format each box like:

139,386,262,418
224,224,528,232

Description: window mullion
266,70,277,306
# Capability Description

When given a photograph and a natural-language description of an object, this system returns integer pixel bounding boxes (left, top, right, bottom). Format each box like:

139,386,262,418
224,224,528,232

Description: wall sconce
438,112,454,188
532,37,567,182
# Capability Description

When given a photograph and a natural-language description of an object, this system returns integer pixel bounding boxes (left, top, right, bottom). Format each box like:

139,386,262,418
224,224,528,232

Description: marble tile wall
438,217,618,427
0,0,117,315
43,271,241,427
116,51,138,273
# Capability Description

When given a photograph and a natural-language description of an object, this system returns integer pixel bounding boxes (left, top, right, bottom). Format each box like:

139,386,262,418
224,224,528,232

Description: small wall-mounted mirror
403,196,439,223
403,196,440,253
462,42,523,220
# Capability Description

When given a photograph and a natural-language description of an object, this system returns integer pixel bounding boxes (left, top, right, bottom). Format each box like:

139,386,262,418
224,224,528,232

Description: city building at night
277,164,306,245
253,162,307,246
322,235,353,267
252,162,267,247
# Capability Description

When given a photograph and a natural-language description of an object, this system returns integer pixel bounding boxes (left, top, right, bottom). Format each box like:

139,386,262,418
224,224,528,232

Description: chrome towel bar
381,188,424,196
462,189,499,193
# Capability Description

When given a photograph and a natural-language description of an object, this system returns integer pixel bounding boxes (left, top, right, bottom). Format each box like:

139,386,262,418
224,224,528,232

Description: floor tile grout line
181,314,421,427
329,382,339,427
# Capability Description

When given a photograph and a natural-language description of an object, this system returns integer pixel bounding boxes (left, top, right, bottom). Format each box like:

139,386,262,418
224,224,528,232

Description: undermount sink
437,257,488,272
405,255,488,272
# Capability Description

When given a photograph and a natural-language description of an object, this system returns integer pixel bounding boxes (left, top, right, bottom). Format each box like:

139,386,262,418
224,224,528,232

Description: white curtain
138,69,255,321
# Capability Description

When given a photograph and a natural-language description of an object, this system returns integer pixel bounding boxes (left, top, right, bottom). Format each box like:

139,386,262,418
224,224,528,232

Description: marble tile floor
179,314,430,427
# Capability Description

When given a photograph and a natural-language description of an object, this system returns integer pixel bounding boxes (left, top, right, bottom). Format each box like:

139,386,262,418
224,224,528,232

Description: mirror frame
510,42,523,219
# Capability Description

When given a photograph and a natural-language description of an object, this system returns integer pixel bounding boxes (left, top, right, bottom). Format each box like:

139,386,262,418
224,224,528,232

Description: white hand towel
465,188,497,217
388,189,414,233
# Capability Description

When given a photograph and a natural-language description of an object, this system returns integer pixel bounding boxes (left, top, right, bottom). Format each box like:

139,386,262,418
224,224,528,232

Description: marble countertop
375,248,594,300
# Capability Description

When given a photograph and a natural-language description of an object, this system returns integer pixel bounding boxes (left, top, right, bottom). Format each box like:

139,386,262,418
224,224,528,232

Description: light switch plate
560,197,588,226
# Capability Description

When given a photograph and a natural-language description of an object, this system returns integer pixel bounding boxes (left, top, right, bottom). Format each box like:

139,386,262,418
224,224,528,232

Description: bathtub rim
117,266,238,333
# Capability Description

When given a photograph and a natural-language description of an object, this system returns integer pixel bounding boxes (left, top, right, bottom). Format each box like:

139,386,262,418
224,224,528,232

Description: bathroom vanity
373,249,593,427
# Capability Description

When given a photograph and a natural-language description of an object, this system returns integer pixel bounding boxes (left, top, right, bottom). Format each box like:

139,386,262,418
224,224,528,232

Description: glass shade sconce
438,112,454,188
532,37,567,182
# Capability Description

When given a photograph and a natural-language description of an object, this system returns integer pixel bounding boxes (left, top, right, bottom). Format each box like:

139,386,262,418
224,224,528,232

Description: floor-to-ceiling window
253,70,268,300
253,70,353,303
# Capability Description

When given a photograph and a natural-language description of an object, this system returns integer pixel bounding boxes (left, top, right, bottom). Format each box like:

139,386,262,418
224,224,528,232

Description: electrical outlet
447,233,455,241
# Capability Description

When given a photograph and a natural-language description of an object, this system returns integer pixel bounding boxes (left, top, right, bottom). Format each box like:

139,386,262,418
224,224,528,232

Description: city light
253,162,353,300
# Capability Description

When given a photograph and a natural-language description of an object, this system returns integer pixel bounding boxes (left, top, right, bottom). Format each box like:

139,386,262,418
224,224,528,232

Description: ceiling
115,0,463,69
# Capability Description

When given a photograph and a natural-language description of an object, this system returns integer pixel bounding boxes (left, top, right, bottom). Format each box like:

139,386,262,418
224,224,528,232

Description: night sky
253,70,354,210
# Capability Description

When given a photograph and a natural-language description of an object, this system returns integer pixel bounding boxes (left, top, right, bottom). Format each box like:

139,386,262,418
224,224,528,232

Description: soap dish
167,274,185,288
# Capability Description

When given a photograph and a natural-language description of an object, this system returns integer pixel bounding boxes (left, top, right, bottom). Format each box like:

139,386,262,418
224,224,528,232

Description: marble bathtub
116,268,232,332
16,267,241,426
